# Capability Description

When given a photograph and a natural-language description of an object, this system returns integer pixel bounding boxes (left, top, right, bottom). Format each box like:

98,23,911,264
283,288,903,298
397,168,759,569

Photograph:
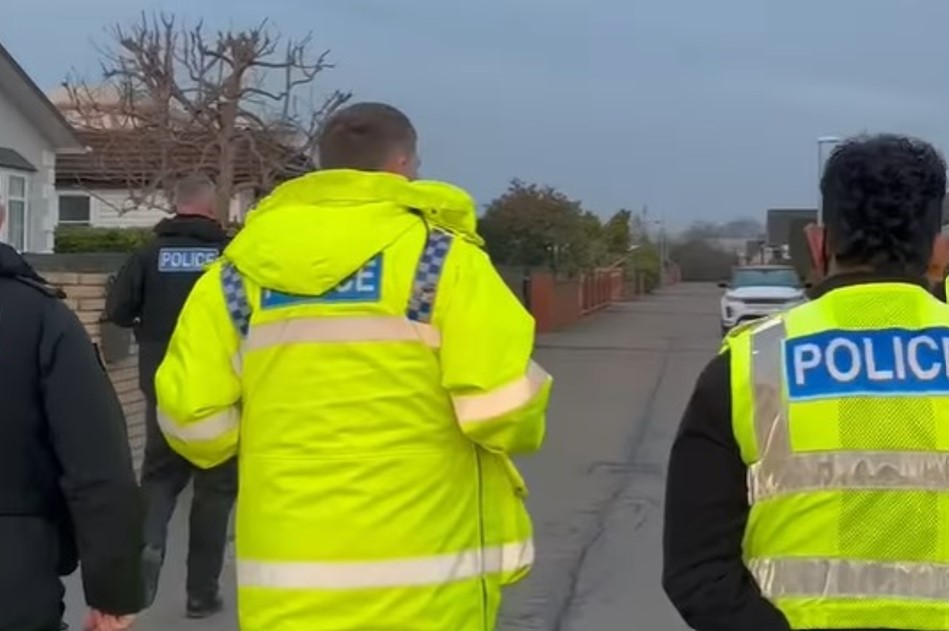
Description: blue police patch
784,327,949,400
260,254,383,309
158,247,220,273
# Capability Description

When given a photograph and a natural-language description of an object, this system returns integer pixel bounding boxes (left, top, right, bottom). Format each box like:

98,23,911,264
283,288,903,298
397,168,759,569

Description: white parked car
719,265,808,336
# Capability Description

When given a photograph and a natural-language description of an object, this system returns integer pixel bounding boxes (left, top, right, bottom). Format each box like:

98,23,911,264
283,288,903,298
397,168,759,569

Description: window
2,173,28,252
731,267,801,288
59,195,91,226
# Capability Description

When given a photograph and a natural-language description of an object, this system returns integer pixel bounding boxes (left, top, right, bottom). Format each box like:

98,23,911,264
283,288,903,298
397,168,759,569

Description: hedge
55,226,153,253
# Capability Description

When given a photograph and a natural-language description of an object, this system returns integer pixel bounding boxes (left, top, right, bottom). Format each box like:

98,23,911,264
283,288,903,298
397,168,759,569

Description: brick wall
28,255,146,471
527,269,625,333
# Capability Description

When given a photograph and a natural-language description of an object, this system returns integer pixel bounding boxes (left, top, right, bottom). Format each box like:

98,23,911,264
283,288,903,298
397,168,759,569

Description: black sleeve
105,251,146,327
662,351,791,631
39,301,144,615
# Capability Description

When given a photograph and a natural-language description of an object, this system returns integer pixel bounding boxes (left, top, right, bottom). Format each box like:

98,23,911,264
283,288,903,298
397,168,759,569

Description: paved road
62,282,721,631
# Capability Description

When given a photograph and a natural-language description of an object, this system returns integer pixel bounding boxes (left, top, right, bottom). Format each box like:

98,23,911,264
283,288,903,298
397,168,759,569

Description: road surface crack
548,338,674,631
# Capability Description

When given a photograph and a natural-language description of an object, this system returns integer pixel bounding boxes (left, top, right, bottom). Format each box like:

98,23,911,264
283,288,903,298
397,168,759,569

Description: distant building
0,42,83,252
707,237,761,265
50,86,309,230
766,209,817,246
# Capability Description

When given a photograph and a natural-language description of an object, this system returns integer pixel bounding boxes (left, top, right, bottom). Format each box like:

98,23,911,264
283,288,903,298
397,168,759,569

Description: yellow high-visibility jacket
727,282,949,630
155,170,551,631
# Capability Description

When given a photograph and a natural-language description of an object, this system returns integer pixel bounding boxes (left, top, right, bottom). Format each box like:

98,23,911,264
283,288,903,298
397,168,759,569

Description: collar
253,170,484,246
809,271,930,300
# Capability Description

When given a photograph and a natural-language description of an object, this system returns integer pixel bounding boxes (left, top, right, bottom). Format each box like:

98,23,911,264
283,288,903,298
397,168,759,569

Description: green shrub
630,243,661,291
55,226,153,253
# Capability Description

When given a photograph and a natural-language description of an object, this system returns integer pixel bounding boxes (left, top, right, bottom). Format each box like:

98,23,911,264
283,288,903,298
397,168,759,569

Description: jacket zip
475,447,489,630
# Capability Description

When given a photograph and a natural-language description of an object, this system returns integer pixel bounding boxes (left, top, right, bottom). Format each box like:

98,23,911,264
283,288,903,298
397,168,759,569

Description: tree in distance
61,13,351,222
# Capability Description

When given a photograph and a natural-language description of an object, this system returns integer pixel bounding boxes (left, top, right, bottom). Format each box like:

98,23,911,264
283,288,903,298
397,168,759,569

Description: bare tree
61,13,351,222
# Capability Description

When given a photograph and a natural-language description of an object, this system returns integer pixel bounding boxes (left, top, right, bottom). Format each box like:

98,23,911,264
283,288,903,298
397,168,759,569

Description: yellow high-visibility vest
726,280,949,630
155,170,551,631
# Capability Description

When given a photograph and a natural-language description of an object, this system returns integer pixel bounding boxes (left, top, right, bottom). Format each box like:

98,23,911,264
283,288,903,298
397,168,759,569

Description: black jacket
0,243,143,629
662,273,933,631
105,215,228,396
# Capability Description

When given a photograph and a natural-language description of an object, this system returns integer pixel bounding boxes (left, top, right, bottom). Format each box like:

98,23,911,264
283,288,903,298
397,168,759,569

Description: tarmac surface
62,282,721,631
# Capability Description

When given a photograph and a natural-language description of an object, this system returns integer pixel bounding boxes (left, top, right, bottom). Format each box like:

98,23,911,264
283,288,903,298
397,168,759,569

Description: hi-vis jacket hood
225,170,484,297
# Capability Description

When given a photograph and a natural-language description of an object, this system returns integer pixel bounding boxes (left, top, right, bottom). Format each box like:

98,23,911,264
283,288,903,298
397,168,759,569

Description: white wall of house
56,187,256,230
56,188,170,229
0,89,57,252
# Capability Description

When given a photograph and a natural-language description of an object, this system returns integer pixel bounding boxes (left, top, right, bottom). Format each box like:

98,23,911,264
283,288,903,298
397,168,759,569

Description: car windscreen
731,268,800,288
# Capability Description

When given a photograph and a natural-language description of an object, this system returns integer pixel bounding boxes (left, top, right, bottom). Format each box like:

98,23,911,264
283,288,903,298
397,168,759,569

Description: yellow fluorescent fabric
726,282,949,630
155,265,242,468
155,170,549,631
439,247,551,456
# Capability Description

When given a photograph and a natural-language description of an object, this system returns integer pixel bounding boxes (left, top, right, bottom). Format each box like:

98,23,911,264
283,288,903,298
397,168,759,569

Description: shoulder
0,276,67,335
188,261,233,304
438,230,499,290
433,226,486,263
698,350,731,395
675,350,733,442
0,274,65,308
33,286,89,349
15,275,65,300
719,317,764,353
125,238,160,263
719,313,784,354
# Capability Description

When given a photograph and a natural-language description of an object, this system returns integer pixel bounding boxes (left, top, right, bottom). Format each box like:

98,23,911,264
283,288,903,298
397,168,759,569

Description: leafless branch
62,12,350,222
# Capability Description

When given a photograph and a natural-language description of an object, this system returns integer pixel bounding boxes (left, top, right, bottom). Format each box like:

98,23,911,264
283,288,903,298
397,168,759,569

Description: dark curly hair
821,134,947,274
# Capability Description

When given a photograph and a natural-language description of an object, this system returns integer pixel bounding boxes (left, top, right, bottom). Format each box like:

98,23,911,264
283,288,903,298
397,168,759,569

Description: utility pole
817,136,841,225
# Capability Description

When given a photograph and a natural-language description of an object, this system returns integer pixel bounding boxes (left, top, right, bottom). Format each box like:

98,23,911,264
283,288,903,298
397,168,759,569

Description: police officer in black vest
105,175,236,619
0,201,143,630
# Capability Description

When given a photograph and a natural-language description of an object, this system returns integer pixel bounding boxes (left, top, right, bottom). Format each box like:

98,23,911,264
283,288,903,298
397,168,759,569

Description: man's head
317,102,419,179
173,174,216,218
815,134,948,278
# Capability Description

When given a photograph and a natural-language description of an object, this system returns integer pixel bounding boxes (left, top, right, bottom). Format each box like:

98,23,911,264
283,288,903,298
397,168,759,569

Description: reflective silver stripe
749,450,949,502
751,318,790,461
750,557,949,601
157,407,239,442
452,361,551,424
747,319,792,504
238,539,534,590
246,316,441,352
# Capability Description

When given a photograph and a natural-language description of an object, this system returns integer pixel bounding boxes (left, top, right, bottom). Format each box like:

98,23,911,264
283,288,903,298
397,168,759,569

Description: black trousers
141,396,237,599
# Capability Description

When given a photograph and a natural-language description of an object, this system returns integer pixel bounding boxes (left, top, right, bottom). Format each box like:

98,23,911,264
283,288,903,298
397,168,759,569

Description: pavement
61,282,721,631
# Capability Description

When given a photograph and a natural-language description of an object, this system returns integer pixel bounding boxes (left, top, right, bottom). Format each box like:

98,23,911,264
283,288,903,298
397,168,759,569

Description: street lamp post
817,136,841,225
650,218,666,283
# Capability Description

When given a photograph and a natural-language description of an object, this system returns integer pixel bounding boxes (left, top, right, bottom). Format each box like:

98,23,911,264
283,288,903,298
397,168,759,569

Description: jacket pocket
478,450,534,586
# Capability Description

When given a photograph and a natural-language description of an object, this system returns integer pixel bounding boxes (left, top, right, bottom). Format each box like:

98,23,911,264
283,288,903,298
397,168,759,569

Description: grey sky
3,0,949,230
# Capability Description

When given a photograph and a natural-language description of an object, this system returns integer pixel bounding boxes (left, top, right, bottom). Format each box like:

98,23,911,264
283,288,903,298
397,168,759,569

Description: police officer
105,175,235,618
153,103,551,631
663,134,949,631
0,202,143,631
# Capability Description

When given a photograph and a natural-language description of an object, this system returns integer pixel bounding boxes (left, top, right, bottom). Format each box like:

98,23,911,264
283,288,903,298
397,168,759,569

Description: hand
83,610,136,631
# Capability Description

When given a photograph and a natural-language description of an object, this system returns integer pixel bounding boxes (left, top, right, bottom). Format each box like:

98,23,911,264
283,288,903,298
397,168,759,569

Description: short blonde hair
173,174,215,207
